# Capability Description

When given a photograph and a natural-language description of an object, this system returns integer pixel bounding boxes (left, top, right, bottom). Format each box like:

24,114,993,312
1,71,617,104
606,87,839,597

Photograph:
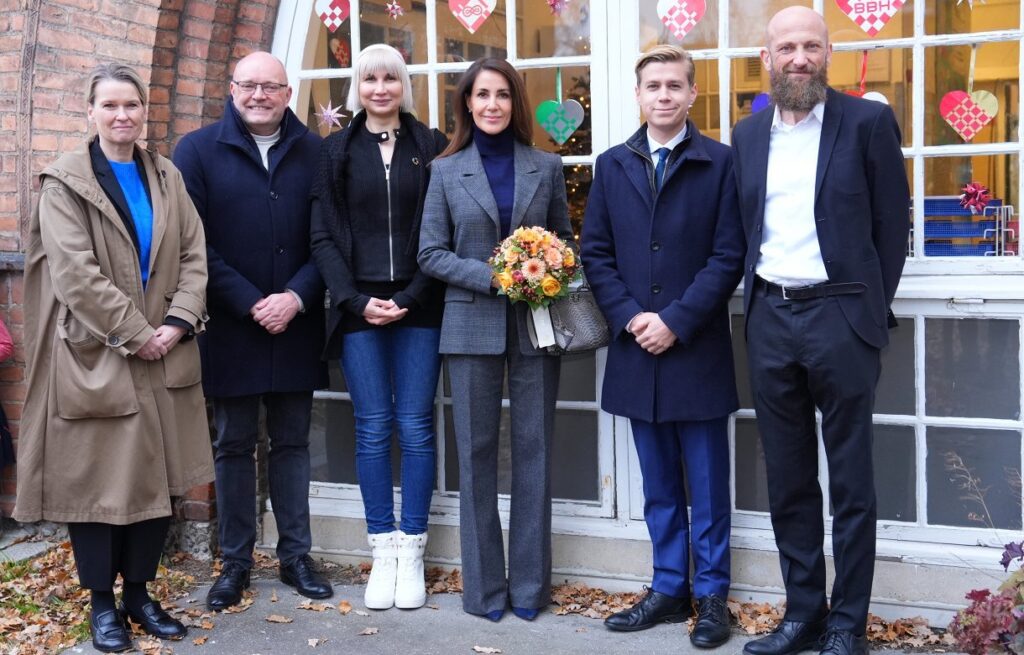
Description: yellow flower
496,271,514,290
541,275,561,297
563,249,575,267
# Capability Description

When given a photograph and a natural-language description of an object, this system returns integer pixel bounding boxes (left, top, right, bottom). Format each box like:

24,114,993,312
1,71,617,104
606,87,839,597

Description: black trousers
747,291,880,634
67,517,171,591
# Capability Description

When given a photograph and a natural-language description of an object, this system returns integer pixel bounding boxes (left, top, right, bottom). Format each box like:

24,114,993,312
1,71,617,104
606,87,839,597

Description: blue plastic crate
923,219,997,238
923,241,995,256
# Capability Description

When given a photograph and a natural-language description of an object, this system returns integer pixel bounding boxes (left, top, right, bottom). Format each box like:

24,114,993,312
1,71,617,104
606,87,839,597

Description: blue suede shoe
512,606,540,621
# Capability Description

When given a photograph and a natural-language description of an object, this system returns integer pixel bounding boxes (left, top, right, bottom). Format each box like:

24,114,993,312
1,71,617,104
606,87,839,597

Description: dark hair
437,58,532,160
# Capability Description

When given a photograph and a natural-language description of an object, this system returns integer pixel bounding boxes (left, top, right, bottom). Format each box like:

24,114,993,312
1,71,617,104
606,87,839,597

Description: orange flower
563,249,575,267
496,270,514,290
540,275,561,297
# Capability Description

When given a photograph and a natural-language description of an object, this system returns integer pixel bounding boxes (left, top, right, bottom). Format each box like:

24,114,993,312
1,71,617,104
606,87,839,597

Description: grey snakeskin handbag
526,278,610,354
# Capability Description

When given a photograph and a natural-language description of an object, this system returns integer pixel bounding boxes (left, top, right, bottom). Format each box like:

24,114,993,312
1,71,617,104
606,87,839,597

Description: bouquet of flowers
488,226,581,310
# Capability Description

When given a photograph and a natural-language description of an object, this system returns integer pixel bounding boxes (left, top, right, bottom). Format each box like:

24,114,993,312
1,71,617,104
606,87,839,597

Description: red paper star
386,0,404,19
547,0,569,15
316,101,345,130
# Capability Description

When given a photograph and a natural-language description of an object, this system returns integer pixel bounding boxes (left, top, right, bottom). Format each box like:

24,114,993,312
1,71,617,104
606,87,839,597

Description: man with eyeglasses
174,51,331,610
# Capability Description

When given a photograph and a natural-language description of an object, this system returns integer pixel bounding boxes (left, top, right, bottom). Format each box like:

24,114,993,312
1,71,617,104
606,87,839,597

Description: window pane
557,351,597,402
359,0,426,64
690,59,720,140
921,156,1020,257
729,0,811,47
437,0,507,63
823,0,914,42
875,316,915,416
310,398,359,484
516,0,590,57
565,164,591,241
522,66,591,155
735,418,770,512
925,318,1021,420
442,406,600,501
873,424,916,522
925,45,1019,147
829,49,911,147
639,0,718,51
302,78,352,138
731,57,767,126
926,427,1022,530
306,4,352,69
926,0,1019,35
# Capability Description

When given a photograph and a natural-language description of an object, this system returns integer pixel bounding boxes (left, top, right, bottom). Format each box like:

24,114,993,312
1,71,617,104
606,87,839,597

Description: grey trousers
447,318,560,615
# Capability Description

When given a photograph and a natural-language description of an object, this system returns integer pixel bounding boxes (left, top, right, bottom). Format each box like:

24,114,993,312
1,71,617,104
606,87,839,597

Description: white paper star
386,0,404,19
316,101,345,130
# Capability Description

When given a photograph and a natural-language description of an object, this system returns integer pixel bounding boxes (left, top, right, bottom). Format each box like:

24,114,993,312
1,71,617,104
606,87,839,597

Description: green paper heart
536,99,584,145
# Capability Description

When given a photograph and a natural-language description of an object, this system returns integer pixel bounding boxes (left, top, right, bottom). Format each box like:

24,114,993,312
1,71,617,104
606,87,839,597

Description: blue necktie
654,147,670,192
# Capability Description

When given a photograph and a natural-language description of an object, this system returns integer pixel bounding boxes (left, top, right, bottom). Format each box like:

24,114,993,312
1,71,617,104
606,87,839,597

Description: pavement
56,576,921,655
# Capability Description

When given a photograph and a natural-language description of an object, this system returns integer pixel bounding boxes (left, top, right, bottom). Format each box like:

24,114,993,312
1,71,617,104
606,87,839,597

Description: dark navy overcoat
174,102,327,397
581,121,744,423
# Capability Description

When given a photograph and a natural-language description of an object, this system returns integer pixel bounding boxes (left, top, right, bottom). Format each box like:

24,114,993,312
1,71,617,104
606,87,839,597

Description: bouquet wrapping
488,226,581,347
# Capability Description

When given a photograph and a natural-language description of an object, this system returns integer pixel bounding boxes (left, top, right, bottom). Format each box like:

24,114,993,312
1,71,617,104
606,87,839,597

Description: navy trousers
212,392,314,568
630,416,731,600
747,291,880,634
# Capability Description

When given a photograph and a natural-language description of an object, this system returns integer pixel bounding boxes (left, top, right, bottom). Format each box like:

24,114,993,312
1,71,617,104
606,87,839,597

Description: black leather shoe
819,629,868,655
603,587,690,632
206,561,251,611
280,555,333,599
691,594,732,648
120,600,187,640
90,607,131,653
743,616,828,655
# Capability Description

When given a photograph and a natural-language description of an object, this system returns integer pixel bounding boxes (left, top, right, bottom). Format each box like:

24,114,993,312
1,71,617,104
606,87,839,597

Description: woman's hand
136,333,169,360
153,324,187,352
362,297,408,326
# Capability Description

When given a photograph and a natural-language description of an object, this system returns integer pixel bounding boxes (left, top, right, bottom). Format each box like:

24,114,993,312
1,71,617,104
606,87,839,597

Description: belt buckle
781,284,793,300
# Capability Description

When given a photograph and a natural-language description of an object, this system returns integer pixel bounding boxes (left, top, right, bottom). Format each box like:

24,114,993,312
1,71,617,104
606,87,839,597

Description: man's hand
136,333,169,360
153,324,187,352
251,293,301,334
362,297,408,326
631,312,677,355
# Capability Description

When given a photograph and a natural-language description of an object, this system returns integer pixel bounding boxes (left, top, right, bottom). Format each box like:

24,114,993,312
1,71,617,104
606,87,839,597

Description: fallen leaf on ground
354,609,370,616
265,614,293,623
472,647,502,654
359,627,380,636
199,619,215,630
308,637,326,646
193,635,209,645
271,589,278,603
338,600,352,615
426,604,440,610
297,599,333,612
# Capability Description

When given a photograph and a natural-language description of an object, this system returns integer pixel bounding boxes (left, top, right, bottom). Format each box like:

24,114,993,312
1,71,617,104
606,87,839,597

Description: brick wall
0,0,280,523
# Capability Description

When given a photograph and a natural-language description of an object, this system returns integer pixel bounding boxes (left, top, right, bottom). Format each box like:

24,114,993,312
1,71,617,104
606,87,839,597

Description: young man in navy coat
174,52,330,609
732,8,909,655
581,45,744,648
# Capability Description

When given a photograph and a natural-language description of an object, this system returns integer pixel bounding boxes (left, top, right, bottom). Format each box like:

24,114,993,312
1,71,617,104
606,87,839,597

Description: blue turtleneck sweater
473,125,515,237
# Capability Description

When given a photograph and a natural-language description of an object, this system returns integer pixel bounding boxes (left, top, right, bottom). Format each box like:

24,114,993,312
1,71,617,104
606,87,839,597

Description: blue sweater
473,125,515,237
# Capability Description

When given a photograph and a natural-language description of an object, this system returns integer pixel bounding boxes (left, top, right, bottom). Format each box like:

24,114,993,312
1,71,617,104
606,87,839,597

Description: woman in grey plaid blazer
418,58,573,622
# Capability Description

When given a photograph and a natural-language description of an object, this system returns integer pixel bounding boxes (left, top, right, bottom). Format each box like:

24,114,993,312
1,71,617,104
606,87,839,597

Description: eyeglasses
232,81,287,95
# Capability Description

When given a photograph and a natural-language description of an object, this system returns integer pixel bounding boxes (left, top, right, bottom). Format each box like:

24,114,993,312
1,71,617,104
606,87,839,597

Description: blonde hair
346,44,414,114
86,63,147,106
634,45,695,87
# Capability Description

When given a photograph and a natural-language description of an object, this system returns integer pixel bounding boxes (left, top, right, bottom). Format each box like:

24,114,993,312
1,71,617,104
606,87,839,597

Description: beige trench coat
14,140,214,525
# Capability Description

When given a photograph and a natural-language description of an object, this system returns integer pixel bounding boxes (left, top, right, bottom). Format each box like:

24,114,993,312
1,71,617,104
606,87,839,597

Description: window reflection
437,0,507,63
517,0,590,57
639,0,718,50
926,0,1020,35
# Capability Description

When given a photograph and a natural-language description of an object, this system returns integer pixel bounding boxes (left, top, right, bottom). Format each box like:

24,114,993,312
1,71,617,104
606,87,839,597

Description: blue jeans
341,326,441,535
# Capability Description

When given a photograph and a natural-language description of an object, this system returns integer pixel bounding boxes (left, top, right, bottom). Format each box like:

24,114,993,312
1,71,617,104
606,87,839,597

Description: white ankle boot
393,530,428,609
365,531,399,609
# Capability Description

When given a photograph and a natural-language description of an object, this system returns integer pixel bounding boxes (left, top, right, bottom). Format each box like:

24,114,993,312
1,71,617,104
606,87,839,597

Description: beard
769,63,828,113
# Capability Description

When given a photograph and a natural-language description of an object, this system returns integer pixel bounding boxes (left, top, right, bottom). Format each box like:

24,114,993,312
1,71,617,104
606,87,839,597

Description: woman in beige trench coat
13,64,213,653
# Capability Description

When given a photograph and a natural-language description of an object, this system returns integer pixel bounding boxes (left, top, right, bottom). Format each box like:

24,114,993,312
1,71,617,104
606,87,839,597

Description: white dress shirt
756,102,829,287
646,123,688,157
